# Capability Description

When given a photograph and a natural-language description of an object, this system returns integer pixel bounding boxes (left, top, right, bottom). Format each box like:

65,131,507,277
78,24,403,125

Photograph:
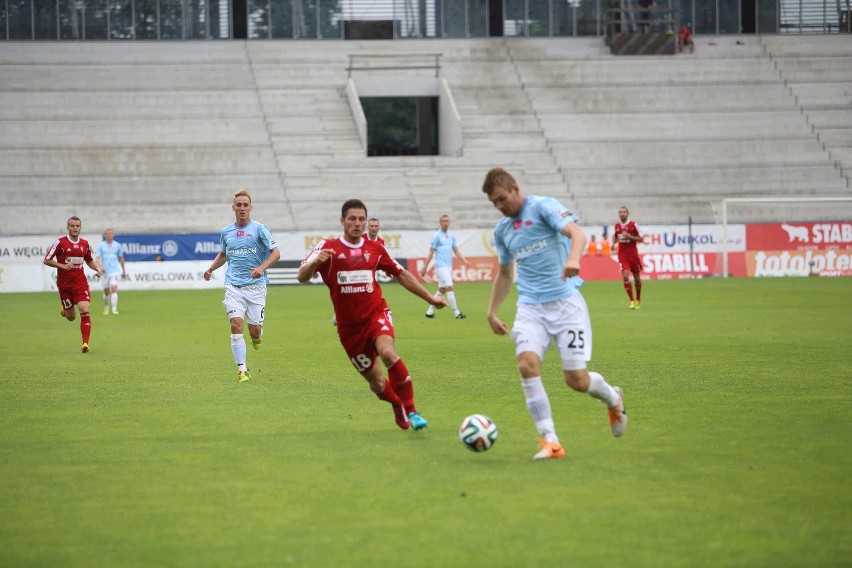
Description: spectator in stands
637,0,656,32
678,22,695,53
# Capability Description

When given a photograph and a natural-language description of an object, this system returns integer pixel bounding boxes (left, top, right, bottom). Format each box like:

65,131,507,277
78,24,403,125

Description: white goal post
720,196,852,278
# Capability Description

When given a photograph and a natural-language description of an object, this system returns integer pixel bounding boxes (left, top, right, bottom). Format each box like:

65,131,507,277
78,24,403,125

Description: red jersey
45,235,93,289
614,220,641,257
303,237,403,329
367,235,385,245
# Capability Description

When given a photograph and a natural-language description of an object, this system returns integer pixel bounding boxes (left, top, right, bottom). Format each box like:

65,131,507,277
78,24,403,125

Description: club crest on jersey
364,253,370,262
513,219,523,230
350,248,363,257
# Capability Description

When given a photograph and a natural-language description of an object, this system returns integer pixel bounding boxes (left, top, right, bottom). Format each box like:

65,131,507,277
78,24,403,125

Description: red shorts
338,308,395,374
618,252,642,273
58,285,91,310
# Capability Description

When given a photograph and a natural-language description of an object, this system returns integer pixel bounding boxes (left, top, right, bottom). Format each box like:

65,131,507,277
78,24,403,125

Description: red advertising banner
579,252,748,280
746,222,852,251
406,257,500,284
744,222,852,276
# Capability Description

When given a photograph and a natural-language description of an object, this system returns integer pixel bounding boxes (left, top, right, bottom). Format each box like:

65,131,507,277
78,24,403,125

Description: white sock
231,334,247,372
111,293,118,312
103,294,109,308
426,291,443,315
521,377,559,443
588,371,618,407
447,291,460,314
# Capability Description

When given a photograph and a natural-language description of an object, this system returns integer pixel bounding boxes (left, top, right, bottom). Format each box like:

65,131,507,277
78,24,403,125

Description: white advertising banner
39,261,223,293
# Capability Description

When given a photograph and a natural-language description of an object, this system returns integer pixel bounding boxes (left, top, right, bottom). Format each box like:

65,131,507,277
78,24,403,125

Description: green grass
1,277,851,567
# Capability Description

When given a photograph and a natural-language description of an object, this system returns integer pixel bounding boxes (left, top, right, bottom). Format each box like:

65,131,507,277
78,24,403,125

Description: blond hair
234,188,252,203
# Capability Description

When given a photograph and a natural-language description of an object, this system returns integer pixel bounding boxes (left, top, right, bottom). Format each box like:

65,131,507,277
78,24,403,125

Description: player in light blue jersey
482,167,627,460
419,214,469,319
204,189,281,383
95,228,127,315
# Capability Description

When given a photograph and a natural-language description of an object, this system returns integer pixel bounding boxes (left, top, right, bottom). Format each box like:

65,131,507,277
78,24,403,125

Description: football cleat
392,403,410,430
424,312,435,319
455,312,466,319
533,439,565,460
103,307,109,315
252,337,261,351
629,301,637,309
407,411,428,431
81,343,90,353
112,310,119,315
608,387,627,438
238,370,252,383
634,300,641,310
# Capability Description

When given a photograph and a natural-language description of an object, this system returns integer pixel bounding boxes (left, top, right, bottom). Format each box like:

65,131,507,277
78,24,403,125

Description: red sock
376,380,401,406
623,280,635,301
388,358,416,414
635,280,642,301
80,312,91,343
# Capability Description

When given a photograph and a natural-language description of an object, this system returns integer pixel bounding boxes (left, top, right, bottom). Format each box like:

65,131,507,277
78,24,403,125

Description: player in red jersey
366,217,384,245
43,216,105,352
298,199,447,431
612,206,644,309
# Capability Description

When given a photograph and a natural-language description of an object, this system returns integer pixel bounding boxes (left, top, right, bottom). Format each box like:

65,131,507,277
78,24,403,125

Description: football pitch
1,277,850,567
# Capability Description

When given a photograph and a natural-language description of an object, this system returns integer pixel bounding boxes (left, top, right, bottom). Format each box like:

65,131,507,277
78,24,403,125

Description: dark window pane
185,0,208,38
248,0,268,38
9,0,33,39
719,0,737,32
554,0,577,36
694,0,717,32
529,0,550,35
85,0,108,38
210,0,228,37
34,0,59,39
59,0,83,38
160,0,183,38
109,0,133,38
270,0,292,38
757,0,775,32
444,0,464,36
135,0,158,38
469,0,486,36
506,0,525,35
318,0,339,38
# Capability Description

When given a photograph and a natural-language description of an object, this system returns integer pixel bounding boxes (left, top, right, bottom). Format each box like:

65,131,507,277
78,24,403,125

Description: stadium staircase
0,36,849,235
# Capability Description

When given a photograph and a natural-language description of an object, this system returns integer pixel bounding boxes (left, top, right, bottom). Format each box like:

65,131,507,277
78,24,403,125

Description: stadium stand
0,35,848,234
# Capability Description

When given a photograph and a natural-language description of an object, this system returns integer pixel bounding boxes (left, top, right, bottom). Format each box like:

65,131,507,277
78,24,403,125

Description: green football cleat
81,343,90,353
238,370,252,383
103,307,109,315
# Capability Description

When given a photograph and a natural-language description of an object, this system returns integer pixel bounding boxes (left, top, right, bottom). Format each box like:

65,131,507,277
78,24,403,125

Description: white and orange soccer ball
459,414,498,452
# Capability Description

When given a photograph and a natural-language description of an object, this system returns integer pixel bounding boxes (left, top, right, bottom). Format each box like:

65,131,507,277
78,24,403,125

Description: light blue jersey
493,195,584,304
220,220,278,286
96,240,124,275
429,230,457,269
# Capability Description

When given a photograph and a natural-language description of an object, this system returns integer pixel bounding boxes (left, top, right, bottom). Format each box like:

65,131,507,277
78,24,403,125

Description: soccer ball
459,414,498,452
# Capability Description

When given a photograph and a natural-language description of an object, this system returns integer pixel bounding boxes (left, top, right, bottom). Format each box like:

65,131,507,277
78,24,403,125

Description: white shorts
102,273,121,289
510,294,592,371
434,266,454,289
223,284,267,326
